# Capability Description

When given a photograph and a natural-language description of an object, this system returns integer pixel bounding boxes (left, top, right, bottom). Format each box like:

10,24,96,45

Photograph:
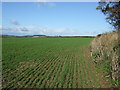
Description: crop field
2,38,112,88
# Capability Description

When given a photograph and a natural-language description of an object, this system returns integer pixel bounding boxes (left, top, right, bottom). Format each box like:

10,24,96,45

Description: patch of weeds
92,52,101,59
95,56,112,75
105,77,120,87
103,57,112,73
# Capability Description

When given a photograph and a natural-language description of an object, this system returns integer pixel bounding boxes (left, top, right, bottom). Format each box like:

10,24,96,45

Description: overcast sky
2,2,112,36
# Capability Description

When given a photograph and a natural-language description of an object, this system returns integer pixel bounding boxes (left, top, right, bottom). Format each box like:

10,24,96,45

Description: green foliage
92,52,101,59
97,1,120,30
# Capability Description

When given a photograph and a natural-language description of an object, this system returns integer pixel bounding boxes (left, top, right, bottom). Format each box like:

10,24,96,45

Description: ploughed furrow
76,52,82,88
47,54,68,88
78,57,85,88
4,48,60,88
62,53,73,88
68,53,74,88
84,59,96,88
57,54,70,88
33,49,65,88
80,58,87,88
5,57,50,88
3,48,54,87
30,51,63,86
39,56,62,88
81,60,89,88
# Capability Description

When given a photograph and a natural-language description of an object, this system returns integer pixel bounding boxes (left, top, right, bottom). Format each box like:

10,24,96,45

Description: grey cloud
19,26,29,32
10,20,20,25
47,2,56,7
37,2,56,7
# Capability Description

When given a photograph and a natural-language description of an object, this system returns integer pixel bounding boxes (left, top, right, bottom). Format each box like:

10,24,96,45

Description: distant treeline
1,35,95,38
35,35,95,38
1,35,46,38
